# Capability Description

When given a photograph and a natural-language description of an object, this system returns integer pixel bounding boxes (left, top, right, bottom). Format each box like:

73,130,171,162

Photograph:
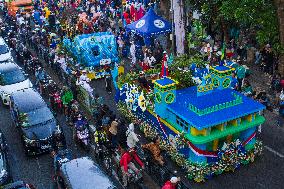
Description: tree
188,0,284,74
274,0,284,76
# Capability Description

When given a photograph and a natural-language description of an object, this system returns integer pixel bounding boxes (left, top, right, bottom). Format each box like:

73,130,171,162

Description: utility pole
172,0,185,56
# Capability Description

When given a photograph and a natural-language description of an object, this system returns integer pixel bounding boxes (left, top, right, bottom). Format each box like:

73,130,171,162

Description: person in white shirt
130,41,136,65
147,53,156,68
79,70,88,83
126,123,139,149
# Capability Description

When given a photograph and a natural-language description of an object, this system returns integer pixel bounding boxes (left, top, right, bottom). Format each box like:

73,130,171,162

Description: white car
0,38,13,63
0,62,32,105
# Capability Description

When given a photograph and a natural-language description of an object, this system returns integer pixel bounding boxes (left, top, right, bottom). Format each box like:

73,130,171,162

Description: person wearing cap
79,70,88,83
162,176,181,189
120,147,144,187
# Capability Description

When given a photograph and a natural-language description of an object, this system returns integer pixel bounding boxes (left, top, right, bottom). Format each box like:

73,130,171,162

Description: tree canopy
188,0,280,50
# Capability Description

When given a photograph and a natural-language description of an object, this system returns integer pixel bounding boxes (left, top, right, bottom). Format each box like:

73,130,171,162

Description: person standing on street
105,68,112,94
162,177,181,189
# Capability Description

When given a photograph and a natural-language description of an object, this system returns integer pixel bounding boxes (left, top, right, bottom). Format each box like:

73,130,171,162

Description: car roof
11,88,46,112
61,157,117,189
3,181,29,189
0,62,20,72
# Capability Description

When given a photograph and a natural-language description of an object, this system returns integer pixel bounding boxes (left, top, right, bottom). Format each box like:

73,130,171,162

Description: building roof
167,87,265,130
154,77,178,87
189,87,235,109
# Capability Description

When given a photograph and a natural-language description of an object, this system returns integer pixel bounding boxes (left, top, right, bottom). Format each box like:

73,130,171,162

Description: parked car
0,62,32,105
54,156,122,189
0,37,12,63
0,130,10,185
2,180,35,189
9,88,61,156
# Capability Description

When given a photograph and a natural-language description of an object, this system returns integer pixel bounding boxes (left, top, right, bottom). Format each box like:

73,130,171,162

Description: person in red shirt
162,177,181,189
120,148,144,187
280,76,284,90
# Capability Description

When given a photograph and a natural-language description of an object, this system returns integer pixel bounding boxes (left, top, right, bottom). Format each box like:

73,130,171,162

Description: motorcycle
50,90,63,113
112,150,145,189
38,75,52,95
54,149,71,171
74,117,90,148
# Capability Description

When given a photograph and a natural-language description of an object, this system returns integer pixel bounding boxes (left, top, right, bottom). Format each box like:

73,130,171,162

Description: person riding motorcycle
74,114,87,136
162,177,181,189
61,86,74,116
94,122,109,146
142,137,164,166
49,83,62,113
23,47,32,69
74,113,89,146
50,130,66,157
120,148,144,187
68,100,79,125
94,123,110,158
35,67,48,93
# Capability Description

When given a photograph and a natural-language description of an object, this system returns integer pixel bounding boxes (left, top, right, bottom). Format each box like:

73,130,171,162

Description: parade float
115,60,265,182
63,32,119,80
7,0,33,17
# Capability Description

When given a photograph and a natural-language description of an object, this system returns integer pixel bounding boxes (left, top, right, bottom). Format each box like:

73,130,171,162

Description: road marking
264,145,284,158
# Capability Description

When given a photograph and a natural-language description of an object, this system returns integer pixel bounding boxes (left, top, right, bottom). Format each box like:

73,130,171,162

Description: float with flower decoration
115,58,265,182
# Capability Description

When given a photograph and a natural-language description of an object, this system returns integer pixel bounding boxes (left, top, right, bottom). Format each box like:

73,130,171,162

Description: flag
221,43,226,60
160,53,169,77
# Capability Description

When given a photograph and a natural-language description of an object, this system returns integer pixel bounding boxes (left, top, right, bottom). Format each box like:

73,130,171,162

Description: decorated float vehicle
63,32,119,80
116,63,265,182
7,0,33,17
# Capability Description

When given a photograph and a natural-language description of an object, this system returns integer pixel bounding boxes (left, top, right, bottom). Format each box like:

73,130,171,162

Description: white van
0,38,13,63
0,62,32,105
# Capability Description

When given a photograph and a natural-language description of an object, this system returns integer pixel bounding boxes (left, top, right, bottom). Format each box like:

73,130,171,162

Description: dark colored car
2,180,35,189
0,130,10,185
9,88,61,156
55,157,121,189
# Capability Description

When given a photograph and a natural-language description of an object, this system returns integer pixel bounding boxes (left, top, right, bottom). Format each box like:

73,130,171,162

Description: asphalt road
0,46,284,189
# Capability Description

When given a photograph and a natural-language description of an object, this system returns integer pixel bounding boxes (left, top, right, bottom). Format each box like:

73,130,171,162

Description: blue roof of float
167,87,265,130
212,65,232,72
155,77,176,86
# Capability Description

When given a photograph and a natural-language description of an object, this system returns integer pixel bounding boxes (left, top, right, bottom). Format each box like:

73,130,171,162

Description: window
176,115,189,132
0,45,8,54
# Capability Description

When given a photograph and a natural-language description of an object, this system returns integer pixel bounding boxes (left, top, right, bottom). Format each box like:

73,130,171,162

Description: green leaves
188,0,280,48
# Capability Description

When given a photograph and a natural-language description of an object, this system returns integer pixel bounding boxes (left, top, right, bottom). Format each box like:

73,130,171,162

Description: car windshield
0,45,8,54
0,69,25,85
22,106,55,127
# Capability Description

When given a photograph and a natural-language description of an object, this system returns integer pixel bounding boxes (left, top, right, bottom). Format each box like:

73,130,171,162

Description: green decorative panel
212,77,220,87
165,93,175,104
155,92,162,103
222,78,231,88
